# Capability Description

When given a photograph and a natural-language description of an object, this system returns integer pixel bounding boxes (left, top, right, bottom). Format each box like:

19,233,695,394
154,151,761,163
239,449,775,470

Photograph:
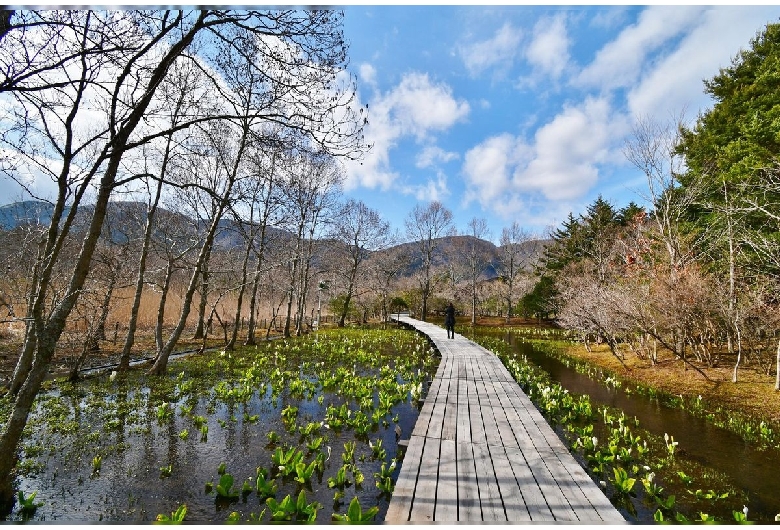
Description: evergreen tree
677,22,780,276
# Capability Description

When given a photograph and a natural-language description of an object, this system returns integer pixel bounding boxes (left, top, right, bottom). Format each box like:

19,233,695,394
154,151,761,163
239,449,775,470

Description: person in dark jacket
445,302,456,339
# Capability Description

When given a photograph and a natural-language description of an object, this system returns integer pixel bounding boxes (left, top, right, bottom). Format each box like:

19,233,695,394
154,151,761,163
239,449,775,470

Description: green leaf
347,496,362,521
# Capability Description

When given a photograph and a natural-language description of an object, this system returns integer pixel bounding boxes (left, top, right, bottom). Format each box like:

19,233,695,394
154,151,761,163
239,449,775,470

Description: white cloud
460,22,523,77
589,6,632,30
463,97,621,221
626,6,780,120
515,97,615,200
575,6,704,91
462,133,527,207
416,146,459,169
525,14,571,81
384,72,470,139
400,171,449,202
359,63,377,87
344,71,470,191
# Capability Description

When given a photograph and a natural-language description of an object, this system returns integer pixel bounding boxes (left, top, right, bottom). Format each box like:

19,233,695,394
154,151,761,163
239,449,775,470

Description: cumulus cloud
575,6,704,91
459,22,523,77
384,72,471,139
462,133,527,207
416,146,459,169
359,63,377,87
462,97,621,220
515,97,615,200
525,14,571,81
626,6,780,120
343,71,470,191
400,171,449,202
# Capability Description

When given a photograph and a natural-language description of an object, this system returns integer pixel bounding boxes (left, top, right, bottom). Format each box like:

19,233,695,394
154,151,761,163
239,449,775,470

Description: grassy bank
550,338,780,449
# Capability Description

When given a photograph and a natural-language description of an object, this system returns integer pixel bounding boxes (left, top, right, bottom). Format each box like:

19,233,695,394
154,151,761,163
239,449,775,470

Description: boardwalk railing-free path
385,316,624,523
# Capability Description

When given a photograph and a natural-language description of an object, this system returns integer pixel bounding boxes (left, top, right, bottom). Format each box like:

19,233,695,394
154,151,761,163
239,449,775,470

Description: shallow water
8,330,435,523
491,330,780,522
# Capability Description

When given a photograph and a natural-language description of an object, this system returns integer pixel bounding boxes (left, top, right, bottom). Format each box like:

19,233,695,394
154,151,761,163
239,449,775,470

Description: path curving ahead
385,316,624,523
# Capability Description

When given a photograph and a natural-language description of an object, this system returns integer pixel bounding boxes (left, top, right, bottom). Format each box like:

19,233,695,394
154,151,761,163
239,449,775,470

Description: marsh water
7,328,436,523
8,326,780,522
488,330,780,522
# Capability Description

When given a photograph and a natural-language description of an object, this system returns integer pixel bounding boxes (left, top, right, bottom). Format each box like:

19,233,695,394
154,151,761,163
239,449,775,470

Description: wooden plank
426,376,449,440
385,316,623,524
457,357,467,380
435,439,458,520
385,434,426,522
489,444,532,521
456,442,481,521
486,381,519,448
467,379,487,446
475,380,503,447
505,446,554,521
441,376,458,441
411,396,434,438
409,436,440,522
504,396,587,522
472,441,506,521
537,447,597,522
522,447,578,521
455,371,472,445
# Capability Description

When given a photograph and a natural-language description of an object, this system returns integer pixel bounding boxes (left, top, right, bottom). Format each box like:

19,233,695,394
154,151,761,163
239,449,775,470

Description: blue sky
337,5,780,242
2,7,779,244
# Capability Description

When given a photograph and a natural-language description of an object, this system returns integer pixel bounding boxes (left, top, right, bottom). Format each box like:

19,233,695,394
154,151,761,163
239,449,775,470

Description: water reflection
493,330,780,521
11,330,433,522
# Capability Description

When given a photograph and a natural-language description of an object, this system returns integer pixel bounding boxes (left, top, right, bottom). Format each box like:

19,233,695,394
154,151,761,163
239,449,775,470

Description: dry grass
0,287,292,382
561,342,780,425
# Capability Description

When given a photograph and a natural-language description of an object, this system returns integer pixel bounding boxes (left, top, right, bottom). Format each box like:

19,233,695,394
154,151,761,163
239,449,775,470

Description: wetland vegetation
2,327,437,522
471,328,780,523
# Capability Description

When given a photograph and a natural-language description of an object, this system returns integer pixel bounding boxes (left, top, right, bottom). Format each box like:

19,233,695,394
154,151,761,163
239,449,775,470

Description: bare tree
328,199,391,327
624,114,700,272
149,113,250,373
404,201,454,321
278,152,342,337
119,59,204,369
465,218,491,326
737,166,780,389
147,204,200,354
364,230,405,325
0,9,367,509
241,140,286,346
497,221,536,323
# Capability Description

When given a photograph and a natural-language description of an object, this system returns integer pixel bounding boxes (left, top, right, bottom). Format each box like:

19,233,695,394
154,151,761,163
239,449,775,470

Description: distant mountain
0,200,550,275
372,234,550,280
0,200,60,229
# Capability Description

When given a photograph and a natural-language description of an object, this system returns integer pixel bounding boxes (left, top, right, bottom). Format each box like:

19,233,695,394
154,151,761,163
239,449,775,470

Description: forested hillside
527,23,780,389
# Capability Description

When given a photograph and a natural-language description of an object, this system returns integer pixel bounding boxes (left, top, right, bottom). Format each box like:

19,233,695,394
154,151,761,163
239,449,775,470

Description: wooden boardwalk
385,316,624,523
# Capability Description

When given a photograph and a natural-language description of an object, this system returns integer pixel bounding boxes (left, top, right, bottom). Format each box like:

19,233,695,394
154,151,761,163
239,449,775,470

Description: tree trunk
9,233,45,394
732,322,742,384
284,266,296,338
226,234,253,350
193,264,209,340
155,260,173,354
0,337,55,513
471,282,477,326
93,268,118,346
775,338,780,391
119,163,165,370
1,179,115,512
245,262,261,346
149,202,227,375
0,10,210,509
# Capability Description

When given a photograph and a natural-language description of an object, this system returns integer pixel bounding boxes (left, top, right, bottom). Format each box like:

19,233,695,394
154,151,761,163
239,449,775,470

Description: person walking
445,302,456,339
